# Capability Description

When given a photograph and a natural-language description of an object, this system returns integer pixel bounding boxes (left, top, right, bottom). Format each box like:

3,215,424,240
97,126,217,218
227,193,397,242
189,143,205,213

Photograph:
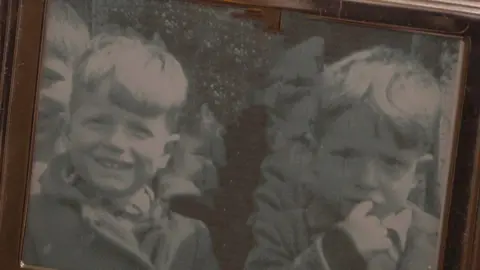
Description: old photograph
23,0,463,270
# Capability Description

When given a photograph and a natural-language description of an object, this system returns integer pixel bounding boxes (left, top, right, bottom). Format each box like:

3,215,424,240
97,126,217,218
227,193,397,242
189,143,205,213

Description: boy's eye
128,124,154,139
132,128,153,139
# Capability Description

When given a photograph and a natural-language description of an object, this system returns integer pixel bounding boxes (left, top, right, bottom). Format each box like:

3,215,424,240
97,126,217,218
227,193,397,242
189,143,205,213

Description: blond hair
312,46,441,151
45,0,90,64
71,31,188,131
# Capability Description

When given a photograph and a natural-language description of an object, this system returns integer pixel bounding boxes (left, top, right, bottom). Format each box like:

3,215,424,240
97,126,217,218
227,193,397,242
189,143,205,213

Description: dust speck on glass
23,0,463,270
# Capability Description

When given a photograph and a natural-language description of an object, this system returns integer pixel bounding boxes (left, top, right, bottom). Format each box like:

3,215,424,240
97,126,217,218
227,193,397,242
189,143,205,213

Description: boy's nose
106,128,128,152
357,160,380,190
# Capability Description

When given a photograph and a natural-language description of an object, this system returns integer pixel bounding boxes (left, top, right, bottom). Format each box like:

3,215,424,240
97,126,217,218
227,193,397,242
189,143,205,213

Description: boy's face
65,93,175,197
311,105,431,219
35,53,72,162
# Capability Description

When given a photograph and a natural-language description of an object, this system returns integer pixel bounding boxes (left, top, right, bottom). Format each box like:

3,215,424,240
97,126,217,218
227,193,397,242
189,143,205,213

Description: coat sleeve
194,222,220,270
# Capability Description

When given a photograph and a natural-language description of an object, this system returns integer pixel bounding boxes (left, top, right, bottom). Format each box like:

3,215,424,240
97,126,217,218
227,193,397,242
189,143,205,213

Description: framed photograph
1,0,480,270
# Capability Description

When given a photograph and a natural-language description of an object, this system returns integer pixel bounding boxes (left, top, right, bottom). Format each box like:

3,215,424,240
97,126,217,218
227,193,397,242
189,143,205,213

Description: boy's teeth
100,159,125,169
104,162,119,169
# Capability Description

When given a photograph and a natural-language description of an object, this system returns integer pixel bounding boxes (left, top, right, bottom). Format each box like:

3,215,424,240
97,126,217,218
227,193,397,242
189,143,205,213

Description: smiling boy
245,47,441,270
32,0,90,193
23,32,218,270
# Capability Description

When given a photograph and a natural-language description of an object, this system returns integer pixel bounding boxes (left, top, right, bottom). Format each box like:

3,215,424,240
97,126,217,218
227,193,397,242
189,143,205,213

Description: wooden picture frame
1,0,480,270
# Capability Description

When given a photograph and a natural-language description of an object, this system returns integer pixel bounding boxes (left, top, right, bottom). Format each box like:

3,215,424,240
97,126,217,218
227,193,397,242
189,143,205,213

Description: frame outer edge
1,0,480,269
0,0,47,269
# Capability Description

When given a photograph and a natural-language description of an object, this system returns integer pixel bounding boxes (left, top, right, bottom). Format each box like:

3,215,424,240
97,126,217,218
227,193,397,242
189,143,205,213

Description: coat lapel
397,226,438,270
397,207,439,270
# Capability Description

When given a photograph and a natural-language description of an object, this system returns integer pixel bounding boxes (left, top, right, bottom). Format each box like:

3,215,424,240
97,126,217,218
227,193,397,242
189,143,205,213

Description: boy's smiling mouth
94,156,133,170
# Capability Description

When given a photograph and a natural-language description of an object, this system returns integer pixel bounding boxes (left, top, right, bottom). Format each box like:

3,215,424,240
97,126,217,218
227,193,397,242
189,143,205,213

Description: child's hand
338,201,393,260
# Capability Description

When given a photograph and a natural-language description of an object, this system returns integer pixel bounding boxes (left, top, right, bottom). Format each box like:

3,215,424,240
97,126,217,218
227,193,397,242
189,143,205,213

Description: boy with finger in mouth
245,46,441,270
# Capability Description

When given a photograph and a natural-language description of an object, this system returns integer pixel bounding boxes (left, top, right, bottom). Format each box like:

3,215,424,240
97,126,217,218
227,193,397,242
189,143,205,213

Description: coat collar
39,154,159,269
38,153,205,270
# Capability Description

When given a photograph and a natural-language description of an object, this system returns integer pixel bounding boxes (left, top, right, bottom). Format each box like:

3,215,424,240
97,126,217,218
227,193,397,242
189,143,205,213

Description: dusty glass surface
22,1,464,270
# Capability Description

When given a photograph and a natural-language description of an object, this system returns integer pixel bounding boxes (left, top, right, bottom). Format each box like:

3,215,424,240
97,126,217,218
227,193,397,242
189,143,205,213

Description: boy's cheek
67,131,97,147
309,173,347,201
65,131,105,155
133,140,160,158
131,144,163,169
314,157,351,186
68,121,104,141
137,137,170,157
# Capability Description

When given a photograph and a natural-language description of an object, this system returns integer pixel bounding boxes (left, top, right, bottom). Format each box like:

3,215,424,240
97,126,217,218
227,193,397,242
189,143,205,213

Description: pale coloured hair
70,31,188,131
46,0,90,65
311,46,441,152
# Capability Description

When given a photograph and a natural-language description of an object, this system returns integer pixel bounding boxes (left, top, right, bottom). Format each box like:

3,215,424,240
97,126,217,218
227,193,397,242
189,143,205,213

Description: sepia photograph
19,0,464,270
